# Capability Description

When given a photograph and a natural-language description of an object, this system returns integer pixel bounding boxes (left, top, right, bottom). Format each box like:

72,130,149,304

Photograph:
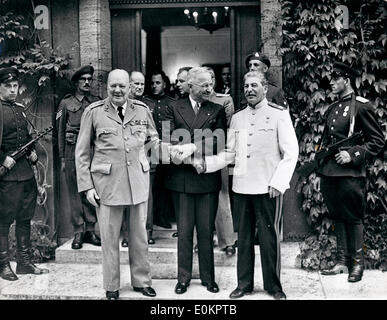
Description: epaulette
233,105,248,115
14,102,25,108
216,93,230,97
356,96,369,104
268,101,285,111
268,81,279,88
166,95,177,101
131,99,149,109
61,93,73,100
87,100,105,110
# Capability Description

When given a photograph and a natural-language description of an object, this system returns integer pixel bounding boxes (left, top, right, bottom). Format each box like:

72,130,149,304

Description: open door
111,9,142,72
230,6,261,108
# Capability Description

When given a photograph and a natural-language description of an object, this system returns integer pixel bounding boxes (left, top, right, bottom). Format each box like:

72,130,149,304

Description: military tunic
205,98,299,294
317,93,385,223
57,93,100,233
0,100,37,223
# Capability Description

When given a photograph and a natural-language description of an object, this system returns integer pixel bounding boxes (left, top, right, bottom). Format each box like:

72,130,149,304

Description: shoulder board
268,81,279,88
166,95,177,101
62,93,73,100
356,96,369,104
216,93,230,97
87,100,105,110
268,101,285,111
234,105,248,115
131,99,149,109
14,102,25,108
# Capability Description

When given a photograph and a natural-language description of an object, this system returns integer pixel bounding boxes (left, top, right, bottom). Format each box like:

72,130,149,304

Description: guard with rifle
0,67,49,281
57,65,101,250
316,62,385,282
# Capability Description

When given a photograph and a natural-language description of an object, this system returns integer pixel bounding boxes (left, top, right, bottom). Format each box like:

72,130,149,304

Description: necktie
117,106,124,121
193,102,200,115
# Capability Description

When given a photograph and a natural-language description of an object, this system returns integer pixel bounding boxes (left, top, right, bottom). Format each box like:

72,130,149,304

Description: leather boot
321,222,349,275
15,233,49,275
0,235,18,281
347,224,364,283
0,251,18,281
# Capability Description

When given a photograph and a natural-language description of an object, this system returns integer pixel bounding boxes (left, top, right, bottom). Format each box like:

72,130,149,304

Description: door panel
111,9,142,72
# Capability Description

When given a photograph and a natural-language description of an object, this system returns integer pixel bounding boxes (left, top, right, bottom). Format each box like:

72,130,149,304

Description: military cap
332,61,361,80
245,52,271,69
71,65,94,82
0,67,19,84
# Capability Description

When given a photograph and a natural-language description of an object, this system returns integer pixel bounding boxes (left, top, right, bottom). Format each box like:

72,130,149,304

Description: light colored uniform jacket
75,98,166,206
206,98,299,195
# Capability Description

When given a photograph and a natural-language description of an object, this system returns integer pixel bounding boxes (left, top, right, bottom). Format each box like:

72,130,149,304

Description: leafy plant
280,0,386,270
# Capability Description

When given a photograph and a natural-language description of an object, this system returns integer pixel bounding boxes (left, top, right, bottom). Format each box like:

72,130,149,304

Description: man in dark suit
318,62,385,282
163,67,227,294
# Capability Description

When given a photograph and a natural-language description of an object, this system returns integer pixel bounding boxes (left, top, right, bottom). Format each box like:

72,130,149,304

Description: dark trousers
0,178,37,251
233,192,283,293
153,165,175,224
320,176,366,256
64,159,97,233
171,191,219,284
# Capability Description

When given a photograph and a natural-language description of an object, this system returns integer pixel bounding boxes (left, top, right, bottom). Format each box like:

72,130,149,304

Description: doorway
111,3,261,105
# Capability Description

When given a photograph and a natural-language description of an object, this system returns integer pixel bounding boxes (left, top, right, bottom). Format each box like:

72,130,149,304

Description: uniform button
339,104,342,107
127,161,131,166
249,133,253,136
335,111,338,114
126,148,130,153
247,155,251,158
123,125,126,129
333,119,336,122
250,123,254,126
247,144,251,147
124,137,128,141
331,126,334,130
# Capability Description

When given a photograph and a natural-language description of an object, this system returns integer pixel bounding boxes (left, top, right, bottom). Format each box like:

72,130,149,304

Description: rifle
0,126,53,178
296,131,363,178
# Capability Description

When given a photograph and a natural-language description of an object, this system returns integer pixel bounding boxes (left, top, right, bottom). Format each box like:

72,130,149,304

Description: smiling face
0,80,19,102
189,71,213,103
244,75,267,106
107,70,130,107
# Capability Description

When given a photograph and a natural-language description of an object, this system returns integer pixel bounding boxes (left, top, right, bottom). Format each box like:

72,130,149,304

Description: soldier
245,52,288,108
0,67,49,281
57,65,101,250
194,71,299,299
318,62,385,282
144,70,176,236
216,63,231,95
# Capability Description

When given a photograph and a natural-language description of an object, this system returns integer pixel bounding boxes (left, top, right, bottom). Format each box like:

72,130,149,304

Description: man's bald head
107,69,130,106
129,71,145,97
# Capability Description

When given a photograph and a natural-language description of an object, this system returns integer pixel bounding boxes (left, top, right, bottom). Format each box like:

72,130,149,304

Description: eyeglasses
192,82,214,90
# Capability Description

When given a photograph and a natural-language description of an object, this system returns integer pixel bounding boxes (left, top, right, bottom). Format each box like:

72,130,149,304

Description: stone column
79,0,112,98
261,0,283,86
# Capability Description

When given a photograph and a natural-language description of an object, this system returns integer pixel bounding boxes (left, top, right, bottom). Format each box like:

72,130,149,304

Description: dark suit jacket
163,97,227,194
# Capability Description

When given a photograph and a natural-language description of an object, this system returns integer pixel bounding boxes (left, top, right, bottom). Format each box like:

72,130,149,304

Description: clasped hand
169,144,197,163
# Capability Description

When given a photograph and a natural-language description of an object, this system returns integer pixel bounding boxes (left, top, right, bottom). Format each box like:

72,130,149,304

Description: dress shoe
174,282,190,294
270,290,287,300
134,286,157,297
83,231,101,246
106,290,119,300
321,263,348,275
147,231,155,245
172,232,178,238
229,287,252,299
121,238,128,247
201,281,219,293
71,232,83,250
224,246,236,256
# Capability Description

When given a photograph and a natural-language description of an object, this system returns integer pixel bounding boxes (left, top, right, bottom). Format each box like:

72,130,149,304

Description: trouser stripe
273,195,283,278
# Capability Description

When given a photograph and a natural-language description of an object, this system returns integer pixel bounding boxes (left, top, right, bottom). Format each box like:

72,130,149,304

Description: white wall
160,26,230,83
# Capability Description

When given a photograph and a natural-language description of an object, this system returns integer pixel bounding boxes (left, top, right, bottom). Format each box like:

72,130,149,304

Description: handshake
167,144,206,174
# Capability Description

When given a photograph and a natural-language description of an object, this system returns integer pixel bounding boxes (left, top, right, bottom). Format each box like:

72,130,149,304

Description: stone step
55,228,301,279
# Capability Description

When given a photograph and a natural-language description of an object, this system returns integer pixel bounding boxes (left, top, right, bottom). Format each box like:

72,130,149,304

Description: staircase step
55,229,301,278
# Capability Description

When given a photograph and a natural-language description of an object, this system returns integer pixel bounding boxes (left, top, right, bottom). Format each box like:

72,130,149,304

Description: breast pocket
130,125,147,144
96,127,118,150
254,123,277,153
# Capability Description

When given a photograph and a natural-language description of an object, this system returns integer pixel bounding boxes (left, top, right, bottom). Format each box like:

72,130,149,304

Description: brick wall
261,0,283,86
79,0,112,98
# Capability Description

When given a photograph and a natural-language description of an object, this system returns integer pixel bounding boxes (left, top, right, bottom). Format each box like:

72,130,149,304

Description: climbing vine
280,0,386,270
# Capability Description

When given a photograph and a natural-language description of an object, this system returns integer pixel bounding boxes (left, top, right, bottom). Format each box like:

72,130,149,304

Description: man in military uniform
57,65,101,250
194,71,299,300
0,67,48,281
318,62,384,282
75,69,173,299
245,52,288,108
216,63,231,95
144,70,176,235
